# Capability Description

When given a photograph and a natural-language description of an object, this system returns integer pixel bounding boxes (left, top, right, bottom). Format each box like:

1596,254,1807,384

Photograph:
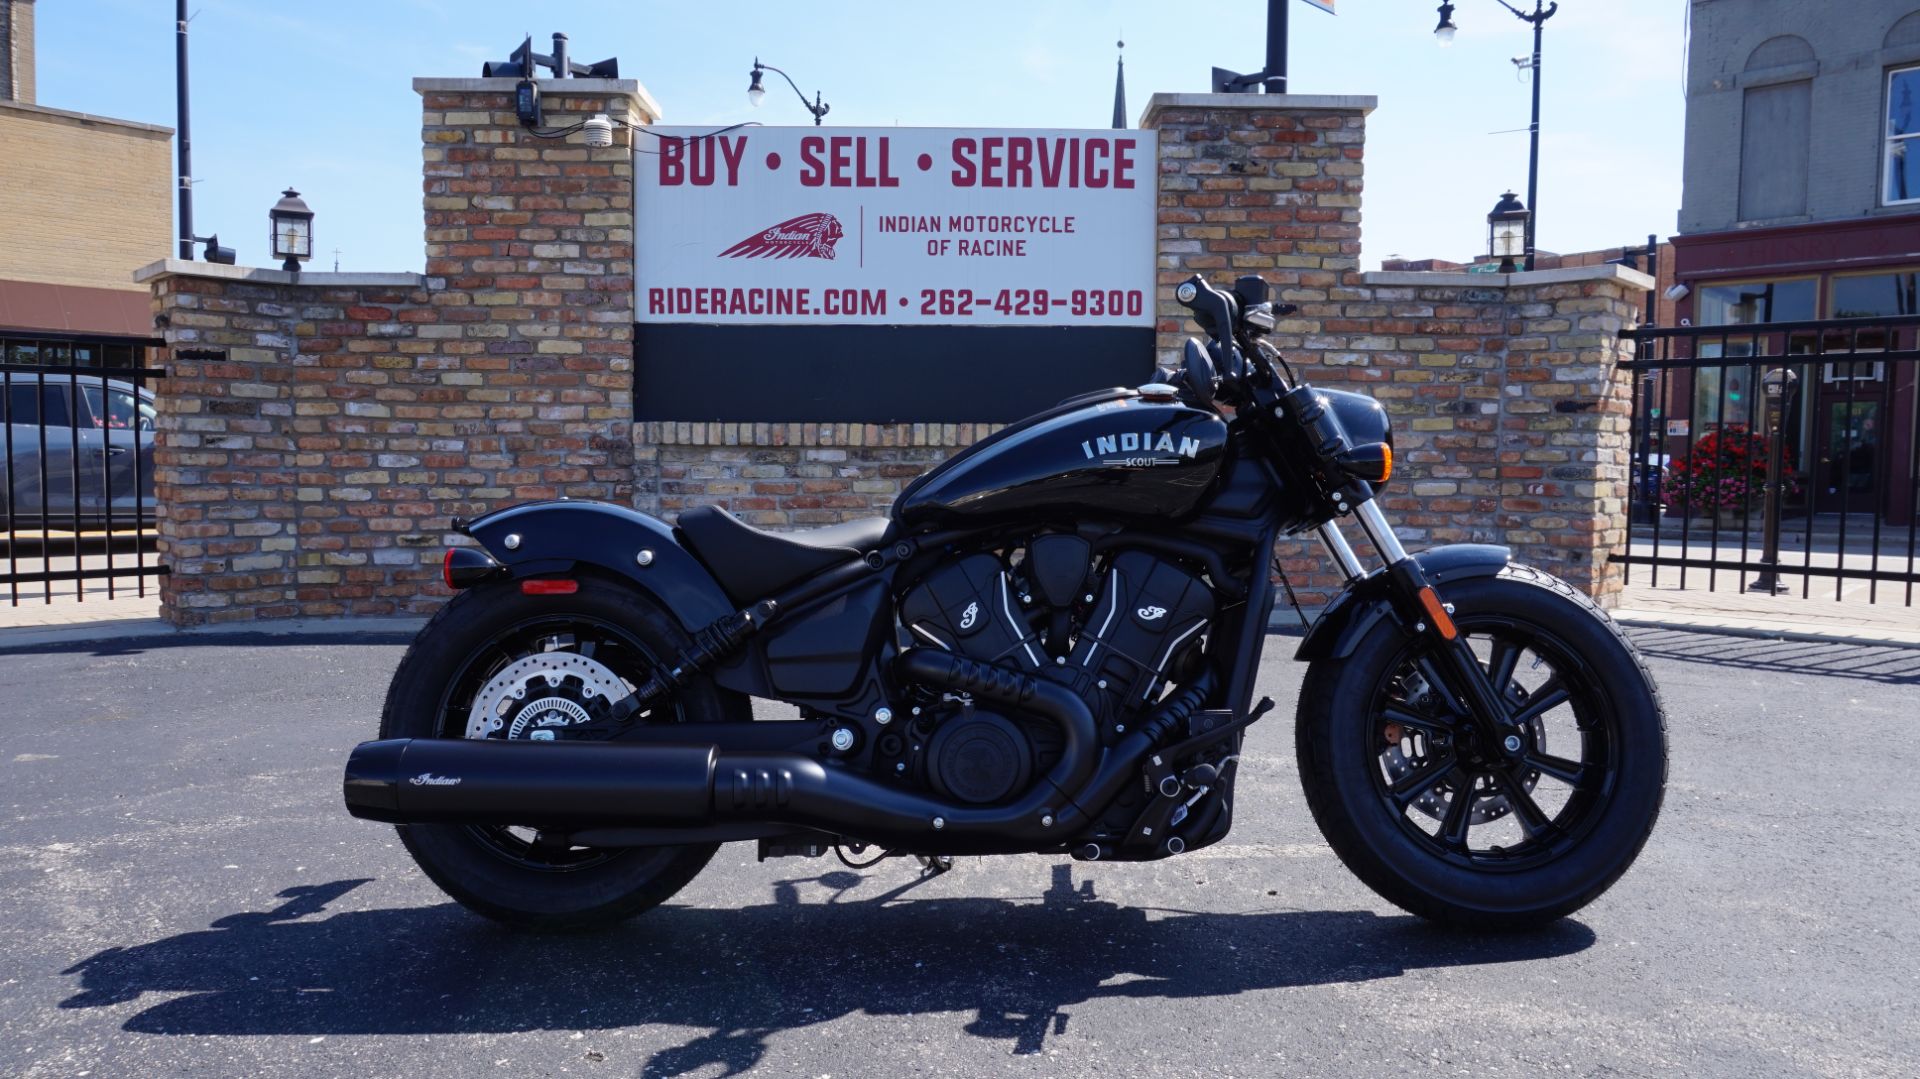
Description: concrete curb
0,615,428,652
1611,608,1920,650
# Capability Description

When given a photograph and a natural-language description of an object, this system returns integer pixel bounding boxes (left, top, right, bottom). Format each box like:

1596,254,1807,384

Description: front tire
379,575,750,930
1297,564,1667,929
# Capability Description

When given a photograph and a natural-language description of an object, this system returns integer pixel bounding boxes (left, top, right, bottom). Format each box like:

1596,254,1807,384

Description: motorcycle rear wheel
379,575,750,930
1296,563,1667,929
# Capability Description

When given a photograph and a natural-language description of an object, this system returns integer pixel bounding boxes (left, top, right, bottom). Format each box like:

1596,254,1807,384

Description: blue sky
36,0,1686,273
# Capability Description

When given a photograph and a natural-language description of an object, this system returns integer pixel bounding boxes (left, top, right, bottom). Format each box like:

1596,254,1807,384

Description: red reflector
519,579,579,595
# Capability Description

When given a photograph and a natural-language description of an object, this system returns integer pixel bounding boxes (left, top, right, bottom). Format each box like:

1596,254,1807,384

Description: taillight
442,547,503,589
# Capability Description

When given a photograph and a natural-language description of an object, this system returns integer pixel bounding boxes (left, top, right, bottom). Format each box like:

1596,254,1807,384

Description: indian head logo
719,212,844,260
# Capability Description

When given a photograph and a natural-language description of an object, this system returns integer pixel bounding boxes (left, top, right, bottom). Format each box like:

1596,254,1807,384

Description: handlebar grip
1175,274,1237,341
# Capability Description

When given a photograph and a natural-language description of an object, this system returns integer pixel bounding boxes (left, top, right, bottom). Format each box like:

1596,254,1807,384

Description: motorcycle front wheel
379,575,751,930
1297,563,1667,929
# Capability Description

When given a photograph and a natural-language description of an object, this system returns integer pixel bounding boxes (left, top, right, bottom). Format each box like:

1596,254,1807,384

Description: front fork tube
1325,500,1526,754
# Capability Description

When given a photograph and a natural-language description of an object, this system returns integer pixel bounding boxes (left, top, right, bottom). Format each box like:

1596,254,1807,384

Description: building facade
0,0,171,367
1673,0,1920,522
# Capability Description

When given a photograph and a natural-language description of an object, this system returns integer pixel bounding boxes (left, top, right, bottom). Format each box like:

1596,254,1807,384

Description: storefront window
1830,270,1920,317
1887,66,1920,205
1689,279,1816,430
1694,279,1818,326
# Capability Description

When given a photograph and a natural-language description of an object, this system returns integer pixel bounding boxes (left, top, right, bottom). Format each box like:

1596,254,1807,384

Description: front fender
462,500,735,634
1294,543,1510,661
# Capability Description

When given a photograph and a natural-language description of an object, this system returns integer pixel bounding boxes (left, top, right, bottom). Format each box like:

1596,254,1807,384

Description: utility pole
1265,0,1288,93
174,0,193,260
1521,2,1550,271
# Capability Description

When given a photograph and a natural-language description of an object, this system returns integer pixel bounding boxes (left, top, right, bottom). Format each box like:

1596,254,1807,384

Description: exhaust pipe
345,650,1113,852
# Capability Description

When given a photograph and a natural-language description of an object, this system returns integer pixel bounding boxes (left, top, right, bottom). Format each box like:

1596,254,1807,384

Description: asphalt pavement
1,626,1916,1078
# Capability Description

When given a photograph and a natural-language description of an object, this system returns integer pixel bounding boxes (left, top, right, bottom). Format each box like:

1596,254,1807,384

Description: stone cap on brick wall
1363,262,1655,292
1139,92,1377,126
411,76,662,125
132,259,425,289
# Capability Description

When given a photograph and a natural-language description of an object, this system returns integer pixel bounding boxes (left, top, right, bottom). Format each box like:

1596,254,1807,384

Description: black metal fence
1,332,168,605
1615,315,1920,605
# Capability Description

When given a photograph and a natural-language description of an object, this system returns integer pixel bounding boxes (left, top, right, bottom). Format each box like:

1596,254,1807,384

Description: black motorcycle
343,273,1666,931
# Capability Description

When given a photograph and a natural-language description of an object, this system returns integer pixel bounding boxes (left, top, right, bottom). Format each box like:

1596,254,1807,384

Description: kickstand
915,854,954,877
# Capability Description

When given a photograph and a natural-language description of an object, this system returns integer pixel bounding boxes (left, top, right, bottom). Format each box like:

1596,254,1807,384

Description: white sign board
635,127,1157,327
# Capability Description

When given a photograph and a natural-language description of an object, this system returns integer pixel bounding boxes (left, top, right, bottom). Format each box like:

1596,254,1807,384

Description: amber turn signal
1336,442,1393,485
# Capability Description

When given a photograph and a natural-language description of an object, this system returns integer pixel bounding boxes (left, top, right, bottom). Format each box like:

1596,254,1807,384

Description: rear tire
380,575,750,930
1296,564,1666,929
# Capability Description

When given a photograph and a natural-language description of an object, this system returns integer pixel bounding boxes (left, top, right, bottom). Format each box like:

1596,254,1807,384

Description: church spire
1111,39,1127,129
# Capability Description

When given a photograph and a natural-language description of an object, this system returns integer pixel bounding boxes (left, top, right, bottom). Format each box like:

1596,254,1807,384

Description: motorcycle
343,273,1666,931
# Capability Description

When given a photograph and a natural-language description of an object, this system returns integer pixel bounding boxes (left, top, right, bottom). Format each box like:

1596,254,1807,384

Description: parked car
1,373,156,528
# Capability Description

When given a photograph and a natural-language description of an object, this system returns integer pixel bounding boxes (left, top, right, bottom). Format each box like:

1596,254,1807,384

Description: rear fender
461,500,734,634
1294,543,1510,661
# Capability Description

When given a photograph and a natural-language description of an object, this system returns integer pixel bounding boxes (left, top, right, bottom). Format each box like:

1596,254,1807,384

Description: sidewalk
1615,575,1920,648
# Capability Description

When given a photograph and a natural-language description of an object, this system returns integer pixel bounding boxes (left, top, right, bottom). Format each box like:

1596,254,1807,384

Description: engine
893,538,1215,805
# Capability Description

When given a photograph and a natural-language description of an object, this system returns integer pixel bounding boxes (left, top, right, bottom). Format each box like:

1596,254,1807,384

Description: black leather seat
677,504,892,605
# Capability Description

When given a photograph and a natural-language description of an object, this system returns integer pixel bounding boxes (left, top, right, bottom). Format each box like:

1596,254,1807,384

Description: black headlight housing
1319,389,1394,491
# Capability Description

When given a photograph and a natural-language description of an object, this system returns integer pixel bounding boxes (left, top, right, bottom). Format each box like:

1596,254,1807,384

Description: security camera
1664,282,1690,301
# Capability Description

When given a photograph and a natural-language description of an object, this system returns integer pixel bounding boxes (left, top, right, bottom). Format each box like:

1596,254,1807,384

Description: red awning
0,278,155,338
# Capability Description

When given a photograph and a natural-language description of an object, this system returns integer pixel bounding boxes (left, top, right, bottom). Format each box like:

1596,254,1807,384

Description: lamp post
269,188,314,273
1748,366,1800,594
748,59,830,125
1435,1,1558,271
1488,191,1529,274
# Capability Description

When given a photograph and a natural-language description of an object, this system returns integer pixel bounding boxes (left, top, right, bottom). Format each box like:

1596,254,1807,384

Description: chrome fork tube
1317,522,1366,581
1353,500,1409,565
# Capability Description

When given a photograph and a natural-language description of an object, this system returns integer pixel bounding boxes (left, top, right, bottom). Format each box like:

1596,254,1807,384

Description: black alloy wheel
1296,564,1667,928
1369,619,1617,871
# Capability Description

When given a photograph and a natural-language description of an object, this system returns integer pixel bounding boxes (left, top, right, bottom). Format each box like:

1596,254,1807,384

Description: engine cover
925,709,1033,805
1067,549,1214,731
898,553,1045,671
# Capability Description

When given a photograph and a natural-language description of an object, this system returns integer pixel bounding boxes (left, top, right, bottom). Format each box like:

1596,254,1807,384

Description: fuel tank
894,389,1230,527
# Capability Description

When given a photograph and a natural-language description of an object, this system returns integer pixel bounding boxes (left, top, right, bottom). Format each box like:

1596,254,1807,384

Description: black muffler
345,649,1108,853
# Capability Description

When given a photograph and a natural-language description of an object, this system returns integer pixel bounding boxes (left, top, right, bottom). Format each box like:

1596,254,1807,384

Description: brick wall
138,78,653,626
636,422,998,526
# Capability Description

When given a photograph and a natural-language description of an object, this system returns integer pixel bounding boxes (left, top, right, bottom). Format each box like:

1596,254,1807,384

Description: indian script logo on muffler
409,773,462,787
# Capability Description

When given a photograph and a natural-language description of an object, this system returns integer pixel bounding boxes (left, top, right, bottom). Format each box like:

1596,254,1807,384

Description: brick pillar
1143,93,1373,366
419,77,653,506
138,77,659,626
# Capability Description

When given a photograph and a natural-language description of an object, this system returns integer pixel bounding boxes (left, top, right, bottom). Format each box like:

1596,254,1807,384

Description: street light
1488,191,1529,274
269,187,313,273
747,59,830,125
1434,0,1558,271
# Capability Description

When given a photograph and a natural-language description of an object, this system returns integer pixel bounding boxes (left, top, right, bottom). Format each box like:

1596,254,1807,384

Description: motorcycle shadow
61,865,1594,1073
